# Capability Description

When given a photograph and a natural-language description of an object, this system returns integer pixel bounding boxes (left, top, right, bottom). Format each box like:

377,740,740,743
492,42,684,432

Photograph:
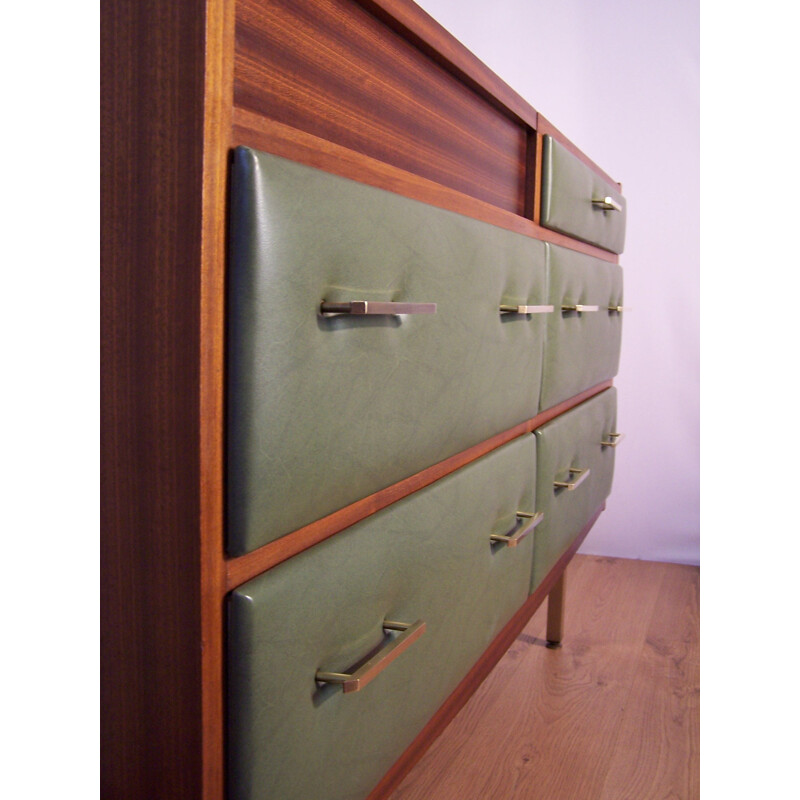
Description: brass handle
315,619,426,693
499,304,554,315
554,467,591,490
608,305,632,313
490,511,544,547
561,304,600,313
600,432,625,448
320,300,436,316
592,196,622,212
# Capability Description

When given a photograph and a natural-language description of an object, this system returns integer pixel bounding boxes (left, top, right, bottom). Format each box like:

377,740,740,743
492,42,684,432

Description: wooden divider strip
225,380,613,590
199,0,235,797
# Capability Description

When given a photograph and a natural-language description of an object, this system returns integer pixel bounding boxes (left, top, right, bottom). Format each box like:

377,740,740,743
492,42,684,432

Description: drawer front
531,388,618,591
228,147,549,555
540,135,627,254
540,244,623,410
228,435,539,800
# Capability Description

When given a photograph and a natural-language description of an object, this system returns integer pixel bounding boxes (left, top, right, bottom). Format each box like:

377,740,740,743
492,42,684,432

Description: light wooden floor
391,555,699,800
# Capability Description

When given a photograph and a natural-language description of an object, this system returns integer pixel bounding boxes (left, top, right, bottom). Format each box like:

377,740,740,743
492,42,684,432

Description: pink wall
416,0,700,565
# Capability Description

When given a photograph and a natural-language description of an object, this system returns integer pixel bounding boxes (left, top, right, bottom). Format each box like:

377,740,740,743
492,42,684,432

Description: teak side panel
234,0,528,214
101,0,208,797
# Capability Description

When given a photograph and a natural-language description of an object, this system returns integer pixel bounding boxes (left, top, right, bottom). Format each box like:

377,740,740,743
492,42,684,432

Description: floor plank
390,555,699,800
598,563,700,800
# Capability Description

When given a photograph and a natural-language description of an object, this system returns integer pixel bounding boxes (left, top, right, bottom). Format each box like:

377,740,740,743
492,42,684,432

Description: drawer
227,434,539,800
540,135,627,254
228,146,549,555
531,388,618,591
539,244,624,410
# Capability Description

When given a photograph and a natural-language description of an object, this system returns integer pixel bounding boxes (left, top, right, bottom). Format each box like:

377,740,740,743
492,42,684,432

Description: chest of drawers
102,1,627,798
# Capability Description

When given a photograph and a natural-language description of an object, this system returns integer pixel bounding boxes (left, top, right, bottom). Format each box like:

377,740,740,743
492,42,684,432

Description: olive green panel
540,135,627,254
539,244,623,410
228,147,548,555
531,388,617,592
227,435,538,800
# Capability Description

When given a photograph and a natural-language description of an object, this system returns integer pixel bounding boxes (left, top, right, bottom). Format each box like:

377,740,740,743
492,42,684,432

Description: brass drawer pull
601,432,625,448
554,467,591,490
592,196,622,212
315,619,426,693
320,300,436,316
499,304,554,315
561,304,599,313
490,511,544,547
608,305,632,313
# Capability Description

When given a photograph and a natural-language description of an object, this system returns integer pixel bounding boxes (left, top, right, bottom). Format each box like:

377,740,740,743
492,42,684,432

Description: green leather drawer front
531,387,617,592
228,146,549,555
539,244,623,410
228,434,538,800
540,135,627,254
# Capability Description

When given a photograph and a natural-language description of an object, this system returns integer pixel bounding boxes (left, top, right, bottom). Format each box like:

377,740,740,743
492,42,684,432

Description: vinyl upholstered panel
540,135,627,254
531,387,617,591
227,147,549,555
539,244,623,411
227,434,538,800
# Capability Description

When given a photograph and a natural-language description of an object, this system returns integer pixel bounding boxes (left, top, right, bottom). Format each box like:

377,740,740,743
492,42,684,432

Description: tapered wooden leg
546,572,566,648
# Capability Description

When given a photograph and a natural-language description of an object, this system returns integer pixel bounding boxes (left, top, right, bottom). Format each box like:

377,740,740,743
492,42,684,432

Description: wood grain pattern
353,0,539,128
523,127,538,220
225,381,613,590
234,0,528,214
231,108,621,263
368,505,605,800
101,0,207,797
597,564,699,800
389,557,699,800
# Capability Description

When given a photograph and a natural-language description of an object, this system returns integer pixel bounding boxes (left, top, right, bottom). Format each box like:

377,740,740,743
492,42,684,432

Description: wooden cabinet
101,1,626,798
